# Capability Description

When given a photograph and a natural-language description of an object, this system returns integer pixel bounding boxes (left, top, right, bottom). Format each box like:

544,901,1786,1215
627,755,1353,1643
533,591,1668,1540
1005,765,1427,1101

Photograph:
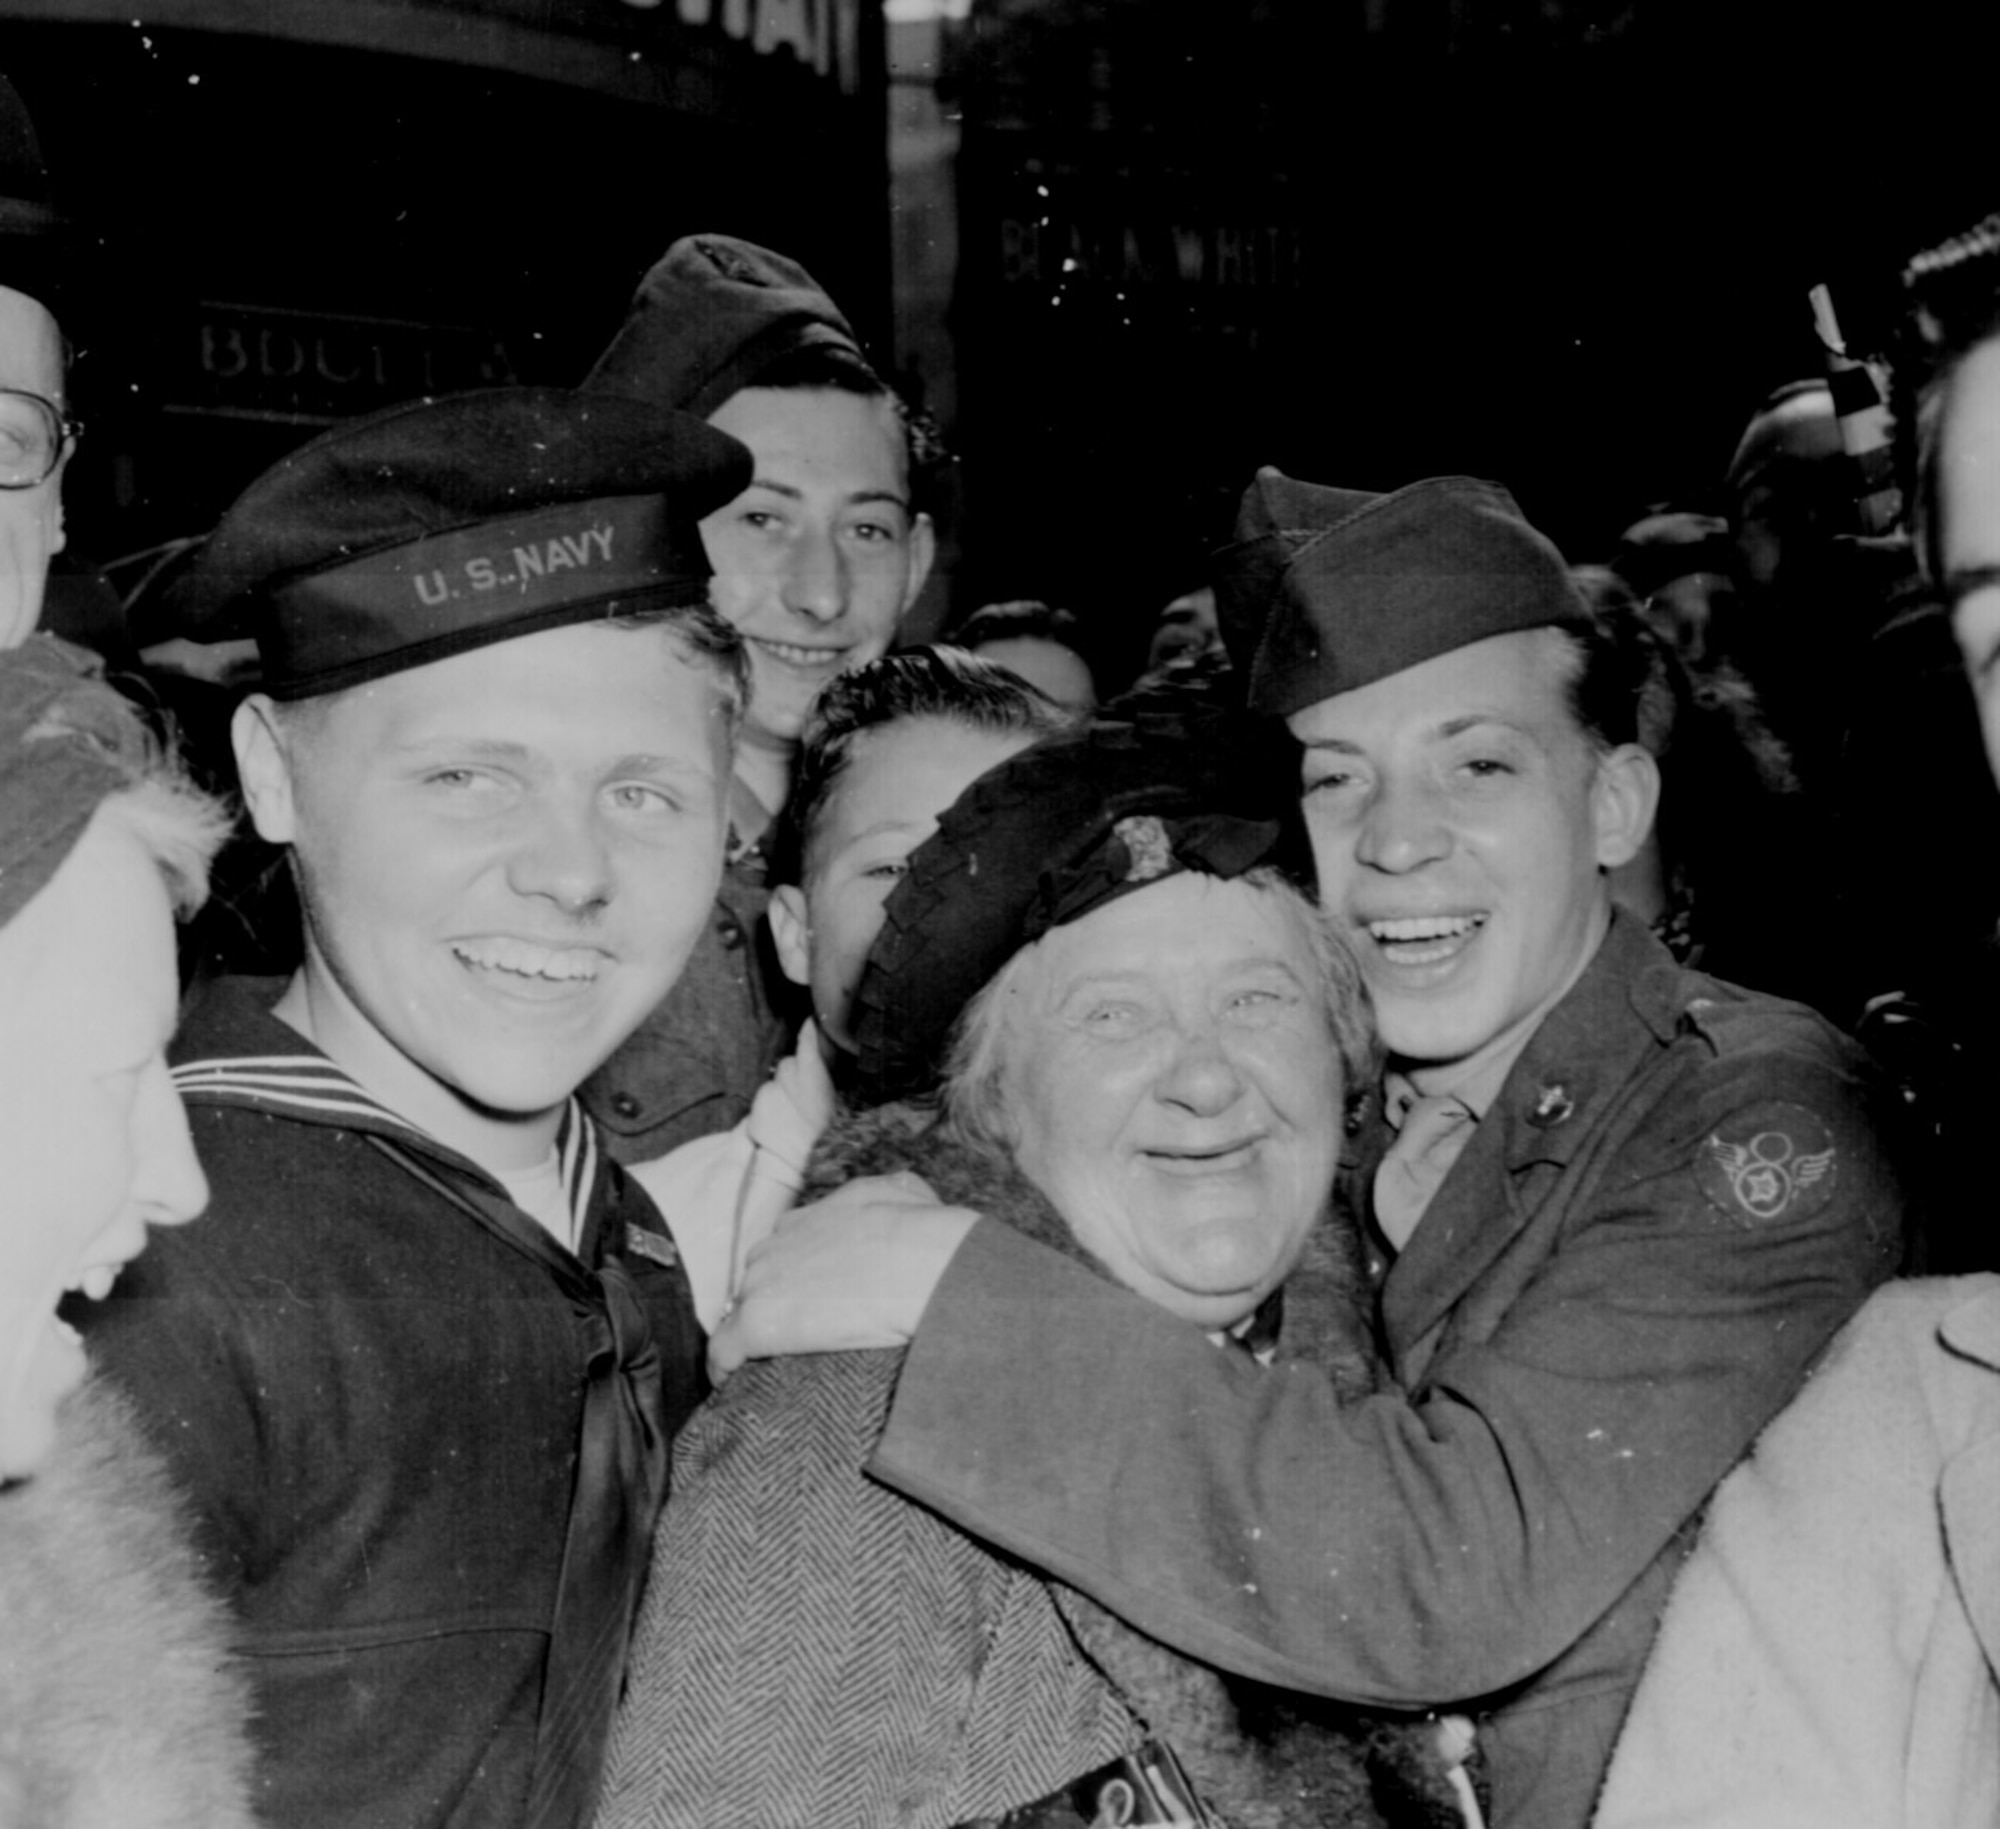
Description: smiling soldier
709,470,1911,1829
77,388,751,1829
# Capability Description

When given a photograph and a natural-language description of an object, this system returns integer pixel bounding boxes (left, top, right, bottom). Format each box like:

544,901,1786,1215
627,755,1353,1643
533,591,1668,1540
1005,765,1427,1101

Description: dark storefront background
3,0,888,576
936,0,1998,682
4,0,1995,678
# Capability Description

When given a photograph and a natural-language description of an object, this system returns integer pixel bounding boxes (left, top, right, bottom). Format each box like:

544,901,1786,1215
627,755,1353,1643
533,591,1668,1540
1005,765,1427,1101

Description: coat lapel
1938,1291,2000,1683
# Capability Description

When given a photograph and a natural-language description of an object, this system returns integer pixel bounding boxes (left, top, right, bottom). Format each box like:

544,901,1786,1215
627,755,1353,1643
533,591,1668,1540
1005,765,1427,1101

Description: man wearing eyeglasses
1,75,77,650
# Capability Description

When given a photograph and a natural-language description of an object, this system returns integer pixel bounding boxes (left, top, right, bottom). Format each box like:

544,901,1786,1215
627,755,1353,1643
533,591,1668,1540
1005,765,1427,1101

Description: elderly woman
0,634,256,1826
597,724,1475,1829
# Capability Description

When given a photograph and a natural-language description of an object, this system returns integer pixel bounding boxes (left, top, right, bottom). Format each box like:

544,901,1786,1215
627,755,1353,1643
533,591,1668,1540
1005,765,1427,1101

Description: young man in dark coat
580,234,937,1161
712,470,1910,1829
80,388,751,1829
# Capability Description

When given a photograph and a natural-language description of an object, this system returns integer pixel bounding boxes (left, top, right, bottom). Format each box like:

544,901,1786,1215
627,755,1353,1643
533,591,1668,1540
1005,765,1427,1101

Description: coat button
611,1092,642,1119
717,915,745,951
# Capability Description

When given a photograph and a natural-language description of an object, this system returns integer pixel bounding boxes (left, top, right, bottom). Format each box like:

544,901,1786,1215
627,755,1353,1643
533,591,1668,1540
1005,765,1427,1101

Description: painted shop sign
635,0,864,94
997,215,1311,294
169,304,522,426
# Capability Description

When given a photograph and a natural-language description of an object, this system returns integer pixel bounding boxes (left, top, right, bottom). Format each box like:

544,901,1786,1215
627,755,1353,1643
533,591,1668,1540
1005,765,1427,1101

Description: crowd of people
7,64,2000,1829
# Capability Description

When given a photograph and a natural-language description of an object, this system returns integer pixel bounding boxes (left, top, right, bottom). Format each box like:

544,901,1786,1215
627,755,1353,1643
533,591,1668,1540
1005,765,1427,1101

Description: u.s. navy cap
585,232,870,417
165,386,751,701
1214,468,1589,718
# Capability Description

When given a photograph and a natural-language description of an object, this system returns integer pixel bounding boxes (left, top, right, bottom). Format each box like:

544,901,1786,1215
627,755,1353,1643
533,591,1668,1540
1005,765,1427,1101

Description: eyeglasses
0,389,81,490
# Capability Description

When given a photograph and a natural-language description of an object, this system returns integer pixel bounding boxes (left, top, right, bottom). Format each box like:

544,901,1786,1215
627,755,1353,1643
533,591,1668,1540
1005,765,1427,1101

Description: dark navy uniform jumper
83,977,708,1829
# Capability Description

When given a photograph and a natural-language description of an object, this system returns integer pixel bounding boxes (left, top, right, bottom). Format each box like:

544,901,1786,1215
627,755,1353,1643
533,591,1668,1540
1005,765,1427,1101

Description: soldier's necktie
1373,1082,1478,1251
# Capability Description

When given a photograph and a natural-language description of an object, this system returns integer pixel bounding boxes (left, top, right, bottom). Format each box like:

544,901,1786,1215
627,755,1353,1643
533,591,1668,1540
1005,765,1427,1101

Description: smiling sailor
707,469,1914,1829
76,387,752,1829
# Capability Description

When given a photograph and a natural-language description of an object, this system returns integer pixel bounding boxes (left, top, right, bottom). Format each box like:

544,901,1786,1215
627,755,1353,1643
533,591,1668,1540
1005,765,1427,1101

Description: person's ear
232,695,301,845
1591,743,1661,870
900,512,937,619
767,884,812,988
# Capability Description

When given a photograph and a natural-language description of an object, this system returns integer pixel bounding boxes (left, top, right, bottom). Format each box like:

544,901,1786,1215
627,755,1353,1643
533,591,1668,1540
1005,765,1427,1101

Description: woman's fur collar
0,1375,258,1828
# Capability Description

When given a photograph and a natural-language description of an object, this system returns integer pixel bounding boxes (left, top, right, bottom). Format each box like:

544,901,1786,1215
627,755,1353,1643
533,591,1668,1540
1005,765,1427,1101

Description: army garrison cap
165,386,751,701
1215,469,1590,719
586,232,870,418
847,719,1288,1108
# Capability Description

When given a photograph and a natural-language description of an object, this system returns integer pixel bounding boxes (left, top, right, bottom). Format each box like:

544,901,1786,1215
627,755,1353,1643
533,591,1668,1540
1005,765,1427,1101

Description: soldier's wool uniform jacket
79,977,708,1829
869,911,1909,1829
584,841,792,1165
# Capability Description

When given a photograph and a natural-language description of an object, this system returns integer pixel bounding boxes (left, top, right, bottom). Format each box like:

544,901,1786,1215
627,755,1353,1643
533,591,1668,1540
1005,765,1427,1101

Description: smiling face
0,284,69,650
999,873,1344,1329
234,620,733,1171
769,715,1043,1053
0,809,209,1479
700,386,935,786
1940,336,2000,780
1289,628,1656,1070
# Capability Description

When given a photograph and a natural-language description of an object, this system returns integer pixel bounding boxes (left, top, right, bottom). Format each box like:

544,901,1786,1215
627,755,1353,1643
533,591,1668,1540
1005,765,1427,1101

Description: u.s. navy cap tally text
1212,468,1590,719
263,494,702,700
164,386,751,701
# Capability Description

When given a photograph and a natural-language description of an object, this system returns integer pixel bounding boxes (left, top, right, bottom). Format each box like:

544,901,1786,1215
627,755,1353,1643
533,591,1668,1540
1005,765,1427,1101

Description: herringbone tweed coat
595,1106,1473,1829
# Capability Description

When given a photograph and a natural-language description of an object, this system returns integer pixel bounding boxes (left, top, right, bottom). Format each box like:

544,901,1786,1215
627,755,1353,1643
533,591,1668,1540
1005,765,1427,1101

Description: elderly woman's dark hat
586,232,870,418
846,719,1297,1107
161,386,750,700
1214,468,1589,719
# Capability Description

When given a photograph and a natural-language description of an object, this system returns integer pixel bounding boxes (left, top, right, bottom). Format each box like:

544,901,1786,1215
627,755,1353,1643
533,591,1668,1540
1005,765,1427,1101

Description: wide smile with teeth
69,1264,124,1303
51,1261,130,1343
752,638,846,668
452,937,602,983
1365,913,1486,966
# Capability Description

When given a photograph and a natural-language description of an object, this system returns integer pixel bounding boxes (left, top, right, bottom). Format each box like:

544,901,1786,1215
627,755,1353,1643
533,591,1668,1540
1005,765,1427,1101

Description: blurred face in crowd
1642,570,1735,669
234,622,733,1171
770,715,1041,1053
1001,873,1343,1331
0,285,69,649
1290,629,1656,1069
701,387,935,790
0,808,208,1479
1939,336,2000,782
1726,388,1843,597
1146,585,1220,671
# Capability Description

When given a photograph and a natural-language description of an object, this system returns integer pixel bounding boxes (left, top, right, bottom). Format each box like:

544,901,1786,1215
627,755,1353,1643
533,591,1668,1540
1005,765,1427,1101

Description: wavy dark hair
768,644,1082,887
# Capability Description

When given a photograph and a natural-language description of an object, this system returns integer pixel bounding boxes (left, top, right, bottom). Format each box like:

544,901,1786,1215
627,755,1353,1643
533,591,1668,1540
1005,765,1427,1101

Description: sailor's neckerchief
172,1050,601,1260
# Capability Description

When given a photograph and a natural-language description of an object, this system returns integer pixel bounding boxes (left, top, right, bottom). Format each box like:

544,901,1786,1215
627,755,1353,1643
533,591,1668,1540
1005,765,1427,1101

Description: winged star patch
1697,1102,1838,1224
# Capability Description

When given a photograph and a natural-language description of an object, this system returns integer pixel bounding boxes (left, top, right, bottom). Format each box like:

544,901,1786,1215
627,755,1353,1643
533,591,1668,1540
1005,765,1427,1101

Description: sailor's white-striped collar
173,1053,599,1247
